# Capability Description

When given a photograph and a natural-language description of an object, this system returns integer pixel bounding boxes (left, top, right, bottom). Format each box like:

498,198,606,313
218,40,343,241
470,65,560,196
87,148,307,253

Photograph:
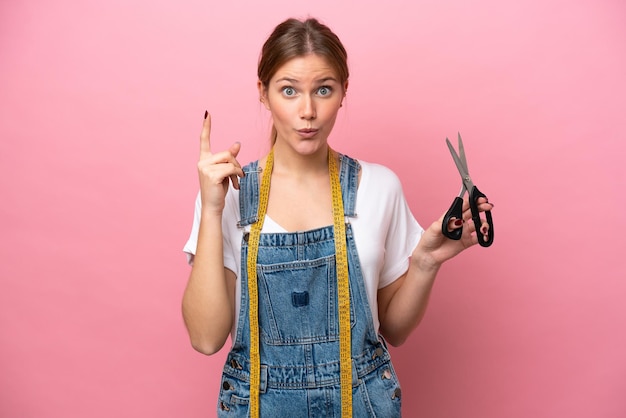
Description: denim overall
217,155,402,417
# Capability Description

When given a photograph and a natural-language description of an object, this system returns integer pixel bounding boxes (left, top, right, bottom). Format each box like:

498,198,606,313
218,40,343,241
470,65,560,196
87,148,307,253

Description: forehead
271,54,339,82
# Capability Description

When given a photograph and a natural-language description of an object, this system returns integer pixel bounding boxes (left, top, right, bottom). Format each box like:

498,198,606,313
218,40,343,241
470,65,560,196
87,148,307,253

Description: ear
257,80,270,110
340,81,349,108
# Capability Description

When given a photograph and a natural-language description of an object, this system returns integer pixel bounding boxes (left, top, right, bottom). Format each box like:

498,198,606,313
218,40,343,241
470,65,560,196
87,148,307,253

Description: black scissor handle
469,186,494,247
442,196,464,240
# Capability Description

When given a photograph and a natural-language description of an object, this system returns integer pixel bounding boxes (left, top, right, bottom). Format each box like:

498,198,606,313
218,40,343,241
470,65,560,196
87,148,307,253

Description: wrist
200,206,224,221
410,247,443,274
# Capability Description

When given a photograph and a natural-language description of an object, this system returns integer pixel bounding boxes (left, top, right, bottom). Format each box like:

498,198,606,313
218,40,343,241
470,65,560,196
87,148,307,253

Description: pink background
1,0,625,417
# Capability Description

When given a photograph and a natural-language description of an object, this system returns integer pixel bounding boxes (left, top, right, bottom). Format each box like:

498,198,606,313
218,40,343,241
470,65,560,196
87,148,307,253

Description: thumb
229,141,242,157
228,142,243,190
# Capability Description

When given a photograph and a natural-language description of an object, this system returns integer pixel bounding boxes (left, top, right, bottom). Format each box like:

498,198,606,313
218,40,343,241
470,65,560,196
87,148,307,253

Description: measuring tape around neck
246,147,352,418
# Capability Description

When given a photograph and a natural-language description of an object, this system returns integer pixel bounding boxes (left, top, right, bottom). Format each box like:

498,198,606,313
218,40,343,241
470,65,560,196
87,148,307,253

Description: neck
270,142,330,177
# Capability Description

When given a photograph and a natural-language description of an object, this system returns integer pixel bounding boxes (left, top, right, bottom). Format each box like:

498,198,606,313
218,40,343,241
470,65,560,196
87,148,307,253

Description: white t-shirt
183,159,424,336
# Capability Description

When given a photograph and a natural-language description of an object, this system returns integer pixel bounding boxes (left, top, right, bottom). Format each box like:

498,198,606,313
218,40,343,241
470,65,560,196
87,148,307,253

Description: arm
378,198,494,346
377,255,437,347
181,112,244,355
182,209,237,355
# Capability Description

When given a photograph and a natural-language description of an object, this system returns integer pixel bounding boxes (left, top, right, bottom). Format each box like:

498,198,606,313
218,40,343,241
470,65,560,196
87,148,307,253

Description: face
259,54,347,156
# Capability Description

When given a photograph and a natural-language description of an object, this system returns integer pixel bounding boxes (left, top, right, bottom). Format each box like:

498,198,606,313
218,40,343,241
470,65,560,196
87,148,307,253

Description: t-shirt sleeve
182,188,240,275
377,167,424,288
182,192,202,265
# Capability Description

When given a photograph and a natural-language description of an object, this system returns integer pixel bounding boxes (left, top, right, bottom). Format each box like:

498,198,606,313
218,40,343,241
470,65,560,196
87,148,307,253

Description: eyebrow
274,77,338,84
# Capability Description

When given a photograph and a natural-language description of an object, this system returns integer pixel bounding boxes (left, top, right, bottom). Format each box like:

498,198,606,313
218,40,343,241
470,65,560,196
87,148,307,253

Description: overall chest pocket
256,254,356,345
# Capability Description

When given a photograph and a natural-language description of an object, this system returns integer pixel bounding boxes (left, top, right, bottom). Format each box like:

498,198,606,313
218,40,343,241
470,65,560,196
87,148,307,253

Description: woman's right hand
197,111,244,213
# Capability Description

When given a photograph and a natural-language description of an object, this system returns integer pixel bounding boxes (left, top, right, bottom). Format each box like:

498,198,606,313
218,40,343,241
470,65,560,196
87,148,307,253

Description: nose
299,95,316,120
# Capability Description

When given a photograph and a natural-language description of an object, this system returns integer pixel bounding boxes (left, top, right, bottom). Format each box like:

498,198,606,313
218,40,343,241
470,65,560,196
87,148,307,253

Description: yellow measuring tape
329,149,353,418
246,147,352,418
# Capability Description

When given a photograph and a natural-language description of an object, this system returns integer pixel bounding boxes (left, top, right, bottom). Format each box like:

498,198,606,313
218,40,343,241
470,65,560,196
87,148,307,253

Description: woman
182,17,493,417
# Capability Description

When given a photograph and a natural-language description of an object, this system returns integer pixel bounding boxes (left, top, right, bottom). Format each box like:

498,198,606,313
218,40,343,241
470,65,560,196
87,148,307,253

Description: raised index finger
200,110,212,156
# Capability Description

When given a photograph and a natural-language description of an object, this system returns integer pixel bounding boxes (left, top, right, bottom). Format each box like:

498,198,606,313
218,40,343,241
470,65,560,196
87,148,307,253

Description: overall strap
339,153,360,218
237,160,261,227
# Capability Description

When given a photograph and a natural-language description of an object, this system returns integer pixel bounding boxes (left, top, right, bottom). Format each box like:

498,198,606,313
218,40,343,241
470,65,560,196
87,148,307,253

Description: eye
281,86,296,97
317,86,333,96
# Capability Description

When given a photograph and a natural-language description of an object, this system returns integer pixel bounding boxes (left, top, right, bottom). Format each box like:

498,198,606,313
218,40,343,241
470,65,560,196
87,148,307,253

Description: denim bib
217,154,402,417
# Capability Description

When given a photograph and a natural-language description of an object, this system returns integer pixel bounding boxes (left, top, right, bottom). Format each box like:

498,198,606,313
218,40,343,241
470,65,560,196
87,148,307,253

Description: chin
293,140,328,155
277,134,325,153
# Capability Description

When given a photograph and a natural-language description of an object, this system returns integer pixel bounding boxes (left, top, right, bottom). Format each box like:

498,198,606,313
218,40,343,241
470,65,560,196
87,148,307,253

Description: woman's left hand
414,197,494,268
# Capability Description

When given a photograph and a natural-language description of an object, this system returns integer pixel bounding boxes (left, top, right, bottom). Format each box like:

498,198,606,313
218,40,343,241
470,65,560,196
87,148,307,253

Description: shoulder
358,159,400,178
356,159,404,193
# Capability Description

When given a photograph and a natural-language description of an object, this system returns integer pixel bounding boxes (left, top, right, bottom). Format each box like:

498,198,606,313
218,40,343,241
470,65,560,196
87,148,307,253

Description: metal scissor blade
456,132,467,169
446,136,470,181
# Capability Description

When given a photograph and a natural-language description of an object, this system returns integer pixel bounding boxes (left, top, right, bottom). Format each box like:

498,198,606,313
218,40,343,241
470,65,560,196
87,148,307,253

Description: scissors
441,133,494,247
